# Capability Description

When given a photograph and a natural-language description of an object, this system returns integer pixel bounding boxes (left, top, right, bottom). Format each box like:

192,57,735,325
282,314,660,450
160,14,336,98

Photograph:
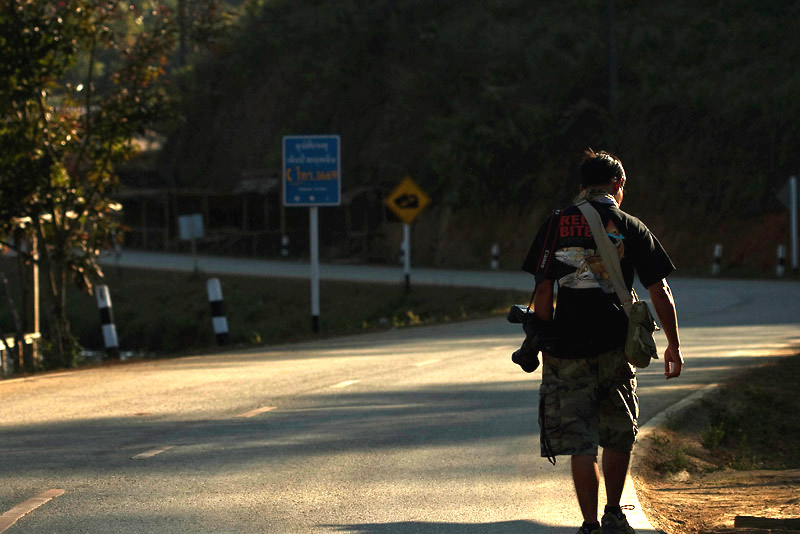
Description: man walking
521,149,684,534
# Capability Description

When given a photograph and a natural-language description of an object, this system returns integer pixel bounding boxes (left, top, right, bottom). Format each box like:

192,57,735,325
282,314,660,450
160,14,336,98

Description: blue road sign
282,135,341,206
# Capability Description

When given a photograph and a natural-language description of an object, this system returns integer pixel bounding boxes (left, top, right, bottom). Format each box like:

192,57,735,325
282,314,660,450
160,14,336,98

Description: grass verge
646,353,800,475
52,267,528,357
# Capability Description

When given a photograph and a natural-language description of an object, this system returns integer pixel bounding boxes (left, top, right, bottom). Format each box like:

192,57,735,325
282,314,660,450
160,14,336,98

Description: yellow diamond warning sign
384,176,431,224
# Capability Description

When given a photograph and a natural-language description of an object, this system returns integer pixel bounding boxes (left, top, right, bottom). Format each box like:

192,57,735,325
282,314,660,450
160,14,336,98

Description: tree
0,0,179,368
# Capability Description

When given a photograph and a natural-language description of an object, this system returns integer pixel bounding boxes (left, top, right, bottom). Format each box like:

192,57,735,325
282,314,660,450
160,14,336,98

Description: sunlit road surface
1,270,799,532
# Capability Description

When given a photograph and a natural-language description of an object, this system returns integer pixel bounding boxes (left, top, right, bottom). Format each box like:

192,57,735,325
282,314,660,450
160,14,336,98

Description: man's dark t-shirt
521,198,675,358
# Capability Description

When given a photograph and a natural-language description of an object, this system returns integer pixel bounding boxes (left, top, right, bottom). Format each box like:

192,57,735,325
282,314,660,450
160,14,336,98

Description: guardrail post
207,278,229,345
777,244,786,278
281,235,290,257
1,337,13,376
490,243,500,270
711,243,723,276
96,285,120,359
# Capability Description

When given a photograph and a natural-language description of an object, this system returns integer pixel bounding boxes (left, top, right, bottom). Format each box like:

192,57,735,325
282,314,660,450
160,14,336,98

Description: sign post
282,135,341,332
309,206,321,332
178,213,204,273
778,175,799,275
789,176,797,274
384,176,431,293
402,223,411,291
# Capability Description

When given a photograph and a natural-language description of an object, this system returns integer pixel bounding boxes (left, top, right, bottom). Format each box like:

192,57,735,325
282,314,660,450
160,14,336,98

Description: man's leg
601,447,630,507
601,448,635,533
597,348,638,508
571,454,600,524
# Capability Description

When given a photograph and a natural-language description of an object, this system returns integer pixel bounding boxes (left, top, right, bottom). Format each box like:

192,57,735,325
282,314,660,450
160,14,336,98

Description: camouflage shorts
538,347,639,457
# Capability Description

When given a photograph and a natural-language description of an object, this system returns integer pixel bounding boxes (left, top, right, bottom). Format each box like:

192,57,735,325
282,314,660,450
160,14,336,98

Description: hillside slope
151,0,799,274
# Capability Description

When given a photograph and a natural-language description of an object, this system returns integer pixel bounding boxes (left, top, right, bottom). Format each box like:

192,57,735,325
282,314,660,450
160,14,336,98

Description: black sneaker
575,524,601,534
601,507,635,534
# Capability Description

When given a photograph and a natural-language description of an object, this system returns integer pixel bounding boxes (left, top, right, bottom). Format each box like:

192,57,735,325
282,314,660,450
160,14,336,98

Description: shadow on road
1,348,792,479
0,382,541,478
324,521,663,534
323,520,571,533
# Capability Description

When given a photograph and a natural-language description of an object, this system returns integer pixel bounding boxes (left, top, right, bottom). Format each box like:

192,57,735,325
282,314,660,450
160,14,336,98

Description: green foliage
700,421,725,450
687,355,800,472
163,0,610,206
162,0,800,221
649,433,692,475
662,446,690,474
0,1,206,367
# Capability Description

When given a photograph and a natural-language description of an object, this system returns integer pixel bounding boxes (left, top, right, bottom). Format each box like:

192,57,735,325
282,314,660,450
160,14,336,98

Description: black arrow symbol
394,193,419,209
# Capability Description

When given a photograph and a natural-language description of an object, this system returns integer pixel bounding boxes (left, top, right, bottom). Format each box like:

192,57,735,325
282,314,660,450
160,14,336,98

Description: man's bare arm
648,278,683,379
533,279,554,322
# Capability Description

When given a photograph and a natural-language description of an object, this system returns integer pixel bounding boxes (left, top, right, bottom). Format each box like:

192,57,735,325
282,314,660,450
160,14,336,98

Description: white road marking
0,489,65,532
235,406,277,418
330,380,361,389
131,446,174,460
413,359,441,367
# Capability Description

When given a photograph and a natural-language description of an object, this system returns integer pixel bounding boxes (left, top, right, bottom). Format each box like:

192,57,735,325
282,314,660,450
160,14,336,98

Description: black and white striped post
711,243,723,276
207,278,229,345
490,243,500,270
281,235,290,257
96,285,119,359
777,244,787,278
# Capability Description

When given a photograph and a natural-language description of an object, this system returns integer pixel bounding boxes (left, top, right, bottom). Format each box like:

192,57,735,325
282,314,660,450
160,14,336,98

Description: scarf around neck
573,188,618,207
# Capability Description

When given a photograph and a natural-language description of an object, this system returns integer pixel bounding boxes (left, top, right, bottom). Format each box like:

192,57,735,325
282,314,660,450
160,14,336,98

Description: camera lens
512,349,539,373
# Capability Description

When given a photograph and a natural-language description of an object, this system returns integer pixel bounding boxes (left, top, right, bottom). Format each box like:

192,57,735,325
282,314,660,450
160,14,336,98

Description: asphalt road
1,253,799,533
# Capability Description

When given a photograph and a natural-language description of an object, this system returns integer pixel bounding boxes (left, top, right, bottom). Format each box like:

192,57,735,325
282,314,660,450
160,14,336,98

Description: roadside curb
637,384,721,443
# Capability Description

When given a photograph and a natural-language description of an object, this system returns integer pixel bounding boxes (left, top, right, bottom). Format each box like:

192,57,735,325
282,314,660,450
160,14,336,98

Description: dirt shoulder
633,354,800,534
634,431,800,533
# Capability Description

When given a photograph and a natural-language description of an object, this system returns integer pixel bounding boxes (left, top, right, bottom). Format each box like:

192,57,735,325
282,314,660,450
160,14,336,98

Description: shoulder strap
534,209,562,283
526,209,562,311
575,201,633,315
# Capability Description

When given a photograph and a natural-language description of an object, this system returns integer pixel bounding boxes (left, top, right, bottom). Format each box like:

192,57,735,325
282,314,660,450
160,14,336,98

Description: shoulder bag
576,201,659,368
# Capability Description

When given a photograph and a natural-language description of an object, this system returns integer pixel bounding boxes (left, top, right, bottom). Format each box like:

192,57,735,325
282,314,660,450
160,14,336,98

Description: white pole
32,234,39,365
403,223,411,293
790,175,798,274
310,207,320,332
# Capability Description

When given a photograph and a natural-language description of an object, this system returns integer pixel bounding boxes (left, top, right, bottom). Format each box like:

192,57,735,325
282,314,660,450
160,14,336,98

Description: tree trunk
15,230,35,372
0,272,24,372
14,229,32,334
35,225,78,368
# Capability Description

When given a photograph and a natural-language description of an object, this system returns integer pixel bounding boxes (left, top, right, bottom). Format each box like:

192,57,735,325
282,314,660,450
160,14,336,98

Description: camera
507,305,541,373
512,336,541,373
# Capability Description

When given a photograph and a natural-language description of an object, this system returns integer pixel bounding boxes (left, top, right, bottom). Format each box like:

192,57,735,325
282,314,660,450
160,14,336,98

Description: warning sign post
384,176,431,292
